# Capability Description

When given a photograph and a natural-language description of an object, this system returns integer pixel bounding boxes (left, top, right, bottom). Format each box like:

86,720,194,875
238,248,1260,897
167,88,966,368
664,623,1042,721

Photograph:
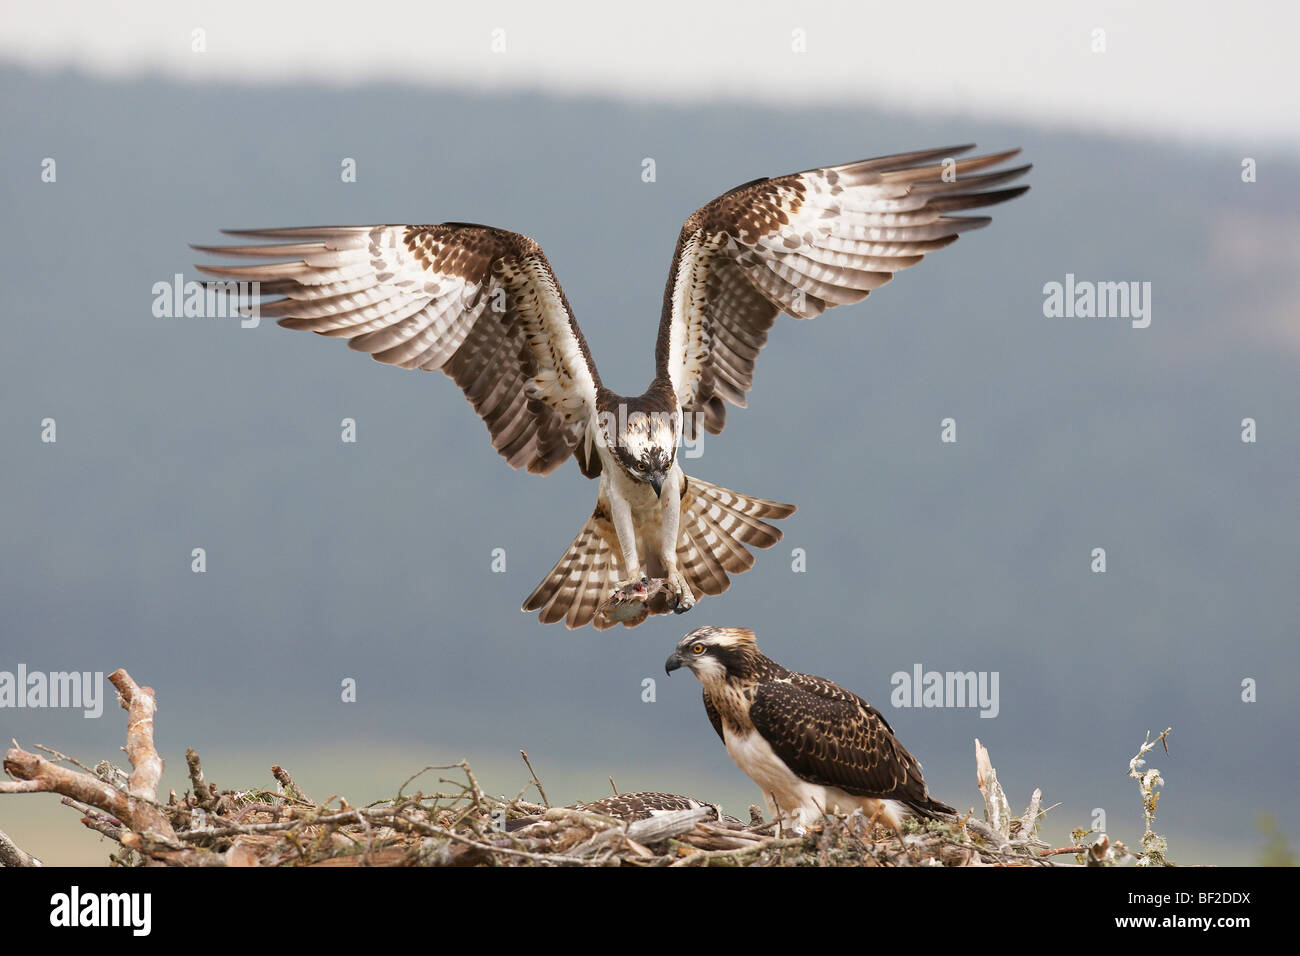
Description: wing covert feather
195,223,601,475
656,146,1029,437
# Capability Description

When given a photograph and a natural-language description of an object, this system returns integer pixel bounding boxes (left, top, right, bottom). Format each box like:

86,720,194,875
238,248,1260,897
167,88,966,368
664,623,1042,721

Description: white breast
596,449,682,561
722,726,906,830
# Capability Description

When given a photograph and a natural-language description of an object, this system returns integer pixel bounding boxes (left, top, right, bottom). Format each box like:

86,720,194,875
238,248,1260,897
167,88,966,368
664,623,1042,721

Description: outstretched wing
656,145,1030,437
748,674,943,809
194,224,602,475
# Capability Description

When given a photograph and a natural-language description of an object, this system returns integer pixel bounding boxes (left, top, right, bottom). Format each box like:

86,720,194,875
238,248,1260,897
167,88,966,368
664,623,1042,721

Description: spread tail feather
675,475,795,599
521,475,795,629
521,508,624,630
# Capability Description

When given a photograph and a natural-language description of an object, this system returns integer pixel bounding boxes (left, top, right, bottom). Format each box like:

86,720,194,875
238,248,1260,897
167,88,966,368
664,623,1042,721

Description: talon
665,570,696,613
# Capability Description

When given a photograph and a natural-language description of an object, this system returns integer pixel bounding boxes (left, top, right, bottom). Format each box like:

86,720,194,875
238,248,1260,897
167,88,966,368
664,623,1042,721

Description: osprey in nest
195,145,1028,628
666,626,955,831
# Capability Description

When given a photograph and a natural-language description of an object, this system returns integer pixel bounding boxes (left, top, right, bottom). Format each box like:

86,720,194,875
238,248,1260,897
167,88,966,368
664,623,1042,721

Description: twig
1042,845,1087,857
459,760,486,812
271,765,313,805
181,807,374,841
78,812,127,842
186,749,216,810
396,765,449,798
389,813,595,865
1129,727,1173,866
519,750,550,809
2,745,176,841
669,837,805,867
32,745,96,775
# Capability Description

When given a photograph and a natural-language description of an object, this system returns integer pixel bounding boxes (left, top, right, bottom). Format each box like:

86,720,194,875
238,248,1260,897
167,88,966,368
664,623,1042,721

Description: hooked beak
664,651,684,676
650,474,663,497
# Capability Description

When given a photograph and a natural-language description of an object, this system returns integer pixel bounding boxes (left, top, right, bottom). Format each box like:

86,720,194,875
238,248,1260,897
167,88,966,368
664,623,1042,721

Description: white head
601,405,678,496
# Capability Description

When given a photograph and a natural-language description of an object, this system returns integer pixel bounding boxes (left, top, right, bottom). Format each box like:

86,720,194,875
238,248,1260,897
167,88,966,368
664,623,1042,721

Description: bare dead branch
32,745,96,775
185,748,216,810
975,738,1012,838
271,765,312,805
2,746,176,841
519,750,550,809
108,669,164,804
1042,845,1087,857
0,827,42,867
1129,726,1174,866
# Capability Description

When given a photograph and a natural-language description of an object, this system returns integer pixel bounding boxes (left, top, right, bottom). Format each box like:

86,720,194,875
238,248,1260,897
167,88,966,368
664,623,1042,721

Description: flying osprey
665,626,955,831
194,145,1028,628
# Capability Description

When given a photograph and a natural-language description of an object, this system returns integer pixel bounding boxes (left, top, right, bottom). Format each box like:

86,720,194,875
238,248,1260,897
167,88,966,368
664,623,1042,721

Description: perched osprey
578,791,730,822
665,626,955,831
195,145,1028,628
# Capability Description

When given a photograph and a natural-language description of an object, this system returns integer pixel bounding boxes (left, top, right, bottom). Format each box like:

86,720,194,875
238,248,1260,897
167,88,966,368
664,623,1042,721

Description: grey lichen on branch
1129,727,1174,867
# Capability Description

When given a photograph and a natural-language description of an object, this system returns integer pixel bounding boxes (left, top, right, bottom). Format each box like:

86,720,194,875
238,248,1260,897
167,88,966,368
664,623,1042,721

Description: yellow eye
637,462,647,471
691,643,704,654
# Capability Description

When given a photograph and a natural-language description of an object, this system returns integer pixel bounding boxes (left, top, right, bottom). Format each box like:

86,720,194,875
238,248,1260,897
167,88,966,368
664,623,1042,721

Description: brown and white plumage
656,145,1029,437
195,224,599,476
666,626,955,830
505,791,743,831
578,791,740,825
523,475,793,629
194,146,1027,628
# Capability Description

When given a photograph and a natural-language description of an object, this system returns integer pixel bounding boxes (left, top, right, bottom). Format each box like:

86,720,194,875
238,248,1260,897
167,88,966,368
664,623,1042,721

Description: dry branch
1129,727,1173,866
519,750,550,808
109,669,164,804
185,748,216,810
974,738,1012,838
271,765,312,805
2,746,176,842
0,826,42,867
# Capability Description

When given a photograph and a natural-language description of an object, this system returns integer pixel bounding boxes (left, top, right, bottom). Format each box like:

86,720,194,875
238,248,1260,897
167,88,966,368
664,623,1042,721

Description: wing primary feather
656,147,1028,437
193,223,602,477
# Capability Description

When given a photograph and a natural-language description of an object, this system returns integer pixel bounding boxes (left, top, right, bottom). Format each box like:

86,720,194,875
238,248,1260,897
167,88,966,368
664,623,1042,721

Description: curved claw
665,570,696,614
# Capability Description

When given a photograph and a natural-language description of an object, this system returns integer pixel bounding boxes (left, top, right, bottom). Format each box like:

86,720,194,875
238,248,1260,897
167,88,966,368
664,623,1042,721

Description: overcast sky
3,0,1297,150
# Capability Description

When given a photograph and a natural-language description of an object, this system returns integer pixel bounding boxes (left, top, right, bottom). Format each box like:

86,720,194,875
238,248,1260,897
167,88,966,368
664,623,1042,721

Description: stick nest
1,668,1124,867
